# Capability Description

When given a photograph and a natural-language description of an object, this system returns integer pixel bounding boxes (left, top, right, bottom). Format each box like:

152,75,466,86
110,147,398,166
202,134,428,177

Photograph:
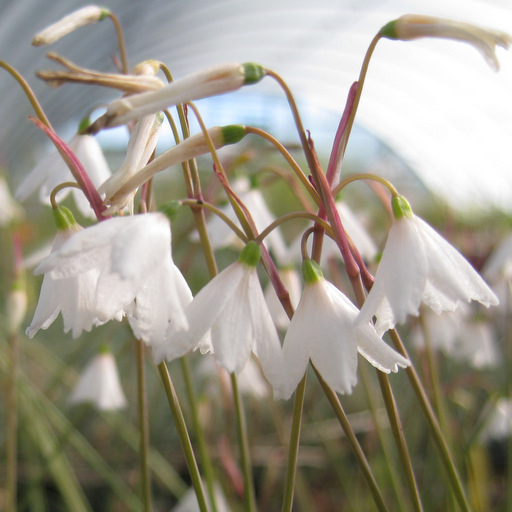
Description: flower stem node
53,205,79,231
380,14,511,71
242,63,266,84
238,241,261,267
301,259,323,285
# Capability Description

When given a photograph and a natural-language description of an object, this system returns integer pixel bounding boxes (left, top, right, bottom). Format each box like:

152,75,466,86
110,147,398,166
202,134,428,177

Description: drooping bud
89,63,267,131
32,6,110,46
391,194,414,220
380,14,511,71
104,125,247,213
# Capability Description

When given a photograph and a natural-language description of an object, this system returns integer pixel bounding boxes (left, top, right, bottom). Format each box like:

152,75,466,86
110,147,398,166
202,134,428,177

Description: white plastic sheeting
1,0,511,211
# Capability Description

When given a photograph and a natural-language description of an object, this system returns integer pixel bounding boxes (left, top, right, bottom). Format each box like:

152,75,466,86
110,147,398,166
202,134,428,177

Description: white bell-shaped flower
277,259,409,400
156,242,283,395
357,195,498,335
69,348,127,411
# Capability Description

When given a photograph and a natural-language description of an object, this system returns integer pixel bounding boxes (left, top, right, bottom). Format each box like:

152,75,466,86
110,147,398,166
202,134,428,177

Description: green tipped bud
380,20,398,39
221,124,247,145
159,201,182,222
78,116,92,134
242,63,266,84
239,241,261,267
391,195,413,220
53,205,79,231
301,259,324,285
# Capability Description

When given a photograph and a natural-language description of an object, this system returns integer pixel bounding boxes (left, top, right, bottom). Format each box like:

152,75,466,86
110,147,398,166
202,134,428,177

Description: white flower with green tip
277,260,409,400
357,195,499,335
157,242,284,395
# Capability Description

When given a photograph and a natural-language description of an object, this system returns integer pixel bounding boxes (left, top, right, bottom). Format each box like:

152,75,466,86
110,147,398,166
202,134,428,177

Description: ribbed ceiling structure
1,0,511,212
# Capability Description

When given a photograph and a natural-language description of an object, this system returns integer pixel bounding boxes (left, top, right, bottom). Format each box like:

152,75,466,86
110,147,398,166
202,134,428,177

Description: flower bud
380,14,511,71
32,6,110,46
90,63,266,130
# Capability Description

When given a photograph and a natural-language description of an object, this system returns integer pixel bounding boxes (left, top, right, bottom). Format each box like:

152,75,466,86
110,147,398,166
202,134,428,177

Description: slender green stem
6,330,19,512
0,61,52,128
180,357,219,512
333,173,399,198
136,340,152,512
157,362,210,512
376,372,423,512
281,374,307,512
388,329,471,512
230,373,257,512
313,366,390,512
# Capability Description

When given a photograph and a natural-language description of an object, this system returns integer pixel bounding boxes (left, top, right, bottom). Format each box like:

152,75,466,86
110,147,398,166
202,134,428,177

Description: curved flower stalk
98,113,163,213
89,62,267,131
155,242,284,396
191,177,289,263
276,259,409,400
28,211,189,340
69,348,128,411
357,195,499,335
32,5,109,46
15,130,111,219
381,14,511,71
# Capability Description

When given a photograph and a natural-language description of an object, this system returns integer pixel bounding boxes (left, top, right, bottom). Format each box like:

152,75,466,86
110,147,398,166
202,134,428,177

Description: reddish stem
29,116,109,220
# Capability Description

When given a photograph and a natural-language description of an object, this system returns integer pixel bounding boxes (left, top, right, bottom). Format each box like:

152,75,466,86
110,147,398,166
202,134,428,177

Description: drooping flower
103,125,247,213
16,130,111,219
478,398,512,443
380,14,511,71
69,347,127,411
32,6,110,46
26,206,108,339
277,259,409,400
89,63,267,130
357,195,499,335
29,211,189,341
156,242,284,395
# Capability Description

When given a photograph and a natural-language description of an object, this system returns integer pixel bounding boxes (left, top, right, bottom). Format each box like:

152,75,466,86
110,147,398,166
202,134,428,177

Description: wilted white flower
91,63,267,130
69,349,127,411
157,242,284,395
16,133,111,219
32,6,109,46
357,195,498,335
276,259,409,400
99,113,163,213
29,211,188,341
103,125,246,213
381,14,511,71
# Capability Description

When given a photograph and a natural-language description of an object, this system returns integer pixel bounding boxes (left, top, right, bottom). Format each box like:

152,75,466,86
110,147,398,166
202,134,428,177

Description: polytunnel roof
1,0,511,212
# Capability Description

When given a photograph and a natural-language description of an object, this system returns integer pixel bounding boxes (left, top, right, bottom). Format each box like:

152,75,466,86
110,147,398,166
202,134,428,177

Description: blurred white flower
69,350,127,411
277,259,409,400
483,233,512,281
381,14,511,71
264,267,302,329
357,195,498,335
16,133,111,219
171,483,230,512
0,176,24,226
158,242,284,396
479,398,512,443
191,178,288,263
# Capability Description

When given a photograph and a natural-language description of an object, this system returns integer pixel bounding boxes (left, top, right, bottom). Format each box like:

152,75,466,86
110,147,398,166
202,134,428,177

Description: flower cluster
16,7,506,410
